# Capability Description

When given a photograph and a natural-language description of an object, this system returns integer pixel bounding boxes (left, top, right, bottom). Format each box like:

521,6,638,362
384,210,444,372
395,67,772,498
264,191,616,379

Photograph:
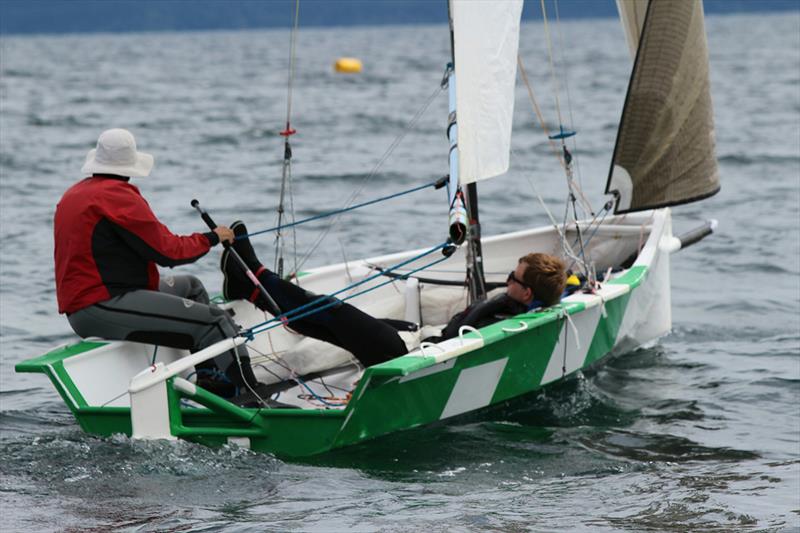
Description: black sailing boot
221,248,256,301
226,221,282,315
230,220,262,272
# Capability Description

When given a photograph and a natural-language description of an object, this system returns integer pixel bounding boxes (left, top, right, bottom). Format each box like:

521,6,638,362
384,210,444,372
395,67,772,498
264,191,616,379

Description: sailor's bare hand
214,226,235,244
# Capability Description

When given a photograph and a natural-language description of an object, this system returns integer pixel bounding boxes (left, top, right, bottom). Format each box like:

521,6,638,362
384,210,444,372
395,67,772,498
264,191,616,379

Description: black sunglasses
507,271,531,289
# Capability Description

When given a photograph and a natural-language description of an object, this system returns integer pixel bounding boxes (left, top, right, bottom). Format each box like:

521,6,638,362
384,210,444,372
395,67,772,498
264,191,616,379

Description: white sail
616,0,649,58
451,0,523,185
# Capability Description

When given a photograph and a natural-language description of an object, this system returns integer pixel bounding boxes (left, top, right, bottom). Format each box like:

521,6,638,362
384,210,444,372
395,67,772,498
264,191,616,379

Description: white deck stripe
540,307,602,386
399,358,456,383
439,358,508,420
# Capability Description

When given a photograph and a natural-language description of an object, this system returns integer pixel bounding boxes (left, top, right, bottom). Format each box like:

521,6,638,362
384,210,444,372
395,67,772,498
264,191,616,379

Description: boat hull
16,210,673,457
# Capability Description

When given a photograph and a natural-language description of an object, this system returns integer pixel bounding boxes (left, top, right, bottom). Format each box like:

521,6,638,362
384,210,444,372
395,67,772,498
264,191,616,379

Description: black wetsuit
254,269,409,368
432,294,538,342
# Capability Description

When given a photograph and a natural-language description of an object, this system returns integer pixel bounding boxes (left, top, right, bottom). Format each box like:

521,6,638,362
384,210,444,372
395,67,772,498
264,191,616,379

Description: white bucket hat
81,128,154,177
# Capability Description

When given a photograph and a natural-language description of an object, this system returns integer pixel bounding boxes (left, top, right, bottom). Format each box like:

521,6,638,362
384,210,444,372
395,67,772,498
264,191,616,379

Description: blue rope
239,180,440,240
245,243,452,337
293,376,348,407
244,241,448,332
188,368,239,398
246,241,450,335
250,254,450,337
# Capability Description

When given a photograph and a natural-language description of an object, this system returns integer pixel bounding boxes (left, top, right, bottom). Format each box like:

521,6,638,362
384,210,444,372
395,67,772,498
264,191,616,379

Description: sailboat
16,0,719,458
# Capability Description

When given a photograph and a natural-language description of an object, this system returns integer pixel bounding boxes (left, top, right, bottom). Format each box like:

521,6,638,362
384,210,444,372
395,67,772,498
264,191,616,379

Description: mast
447,0,487,304
464,183,487,302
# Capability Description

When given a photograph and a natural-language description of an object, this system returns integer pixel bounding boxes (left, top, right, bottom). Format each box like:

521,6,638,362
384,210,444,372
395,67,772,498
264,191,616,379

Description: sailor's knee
185,275,210,304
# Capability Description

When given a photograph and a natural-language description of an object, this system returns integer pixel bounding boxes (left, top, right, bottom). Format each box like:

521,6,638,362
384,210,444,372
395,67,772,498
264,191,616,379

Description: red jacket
54,176,218,314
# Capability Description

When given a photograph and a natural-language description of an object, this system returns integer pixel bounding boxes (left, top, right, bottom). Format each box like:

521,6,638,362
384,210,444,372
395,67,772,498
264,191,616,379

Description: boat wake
0,431,281,507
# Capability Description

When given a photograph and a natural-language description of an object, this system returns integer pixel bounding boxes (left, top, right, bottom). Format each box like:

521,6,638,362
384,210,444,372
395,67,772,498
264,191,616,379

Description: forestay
451,0,523,185
607,0,720,213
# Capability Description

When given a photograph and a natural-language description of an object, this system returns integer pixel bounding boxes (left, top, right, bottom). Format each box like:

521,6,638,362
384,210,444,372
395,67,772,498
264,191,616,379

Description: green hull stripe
608,265,647,288
584,292,631,366
50,361,88,409
491,319,564,403
15,340,107,373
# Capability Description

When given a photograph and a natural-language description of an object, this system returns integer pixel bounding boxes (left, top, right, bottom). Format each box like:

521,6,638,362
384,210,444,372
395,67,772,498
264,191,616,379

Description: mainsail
607,0,720,214
451,0,523,185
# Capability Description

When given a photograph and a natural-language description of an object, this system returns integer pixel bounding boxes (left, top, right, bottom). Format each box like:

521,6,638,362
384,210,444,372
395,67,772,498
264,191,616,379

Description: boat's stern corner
14,340,109,374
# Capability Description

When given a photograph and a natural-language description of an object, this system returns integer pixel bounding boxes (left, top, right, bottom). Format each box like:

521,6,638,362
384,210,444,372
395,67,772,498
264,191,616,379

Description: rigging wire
517,57,565,170
245,241,452,337
569,191,589,272
515,60,591,275
251,253,451,338
252,346,351,407
528,172,585,271
274,0,301,278
566,200,612,272
536,0,595,279
517,56,594,215
289,83,445,276
509,148,586,271
250,325,361,396
559,188,591,274
238,178,444,240
284,0,300,129
552,0,587,199
288,160,299,278
540,0,564,127
538,0,594,216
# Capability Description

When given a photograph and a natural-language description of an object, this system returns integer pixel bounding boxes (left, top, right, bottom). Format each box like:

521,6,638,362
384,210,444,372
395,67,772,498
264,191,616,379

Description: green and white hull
16,209,677,458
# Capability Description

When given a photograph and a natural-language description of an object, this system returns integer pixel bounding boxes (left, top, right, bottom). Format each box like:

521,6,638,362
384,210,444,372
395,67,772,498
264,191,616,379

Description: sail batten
451,0,523,185
607,0,720,214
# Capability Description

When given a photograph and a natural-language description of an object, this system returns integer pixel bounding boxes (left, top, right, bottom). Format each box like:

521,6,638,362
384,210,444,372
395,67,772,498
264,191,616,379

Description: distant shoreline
1,0,797,37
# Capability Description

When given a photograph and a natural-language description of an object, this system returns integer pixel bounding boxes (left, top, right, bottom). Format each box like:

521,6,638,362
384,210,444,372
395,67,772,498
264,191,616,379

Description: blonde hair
518,253,567,306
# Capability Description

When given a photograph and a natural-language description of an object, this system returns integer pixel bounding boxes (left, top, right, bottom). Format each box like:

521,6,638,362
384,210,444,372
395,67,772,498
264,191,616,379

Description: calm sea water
1,12,799,532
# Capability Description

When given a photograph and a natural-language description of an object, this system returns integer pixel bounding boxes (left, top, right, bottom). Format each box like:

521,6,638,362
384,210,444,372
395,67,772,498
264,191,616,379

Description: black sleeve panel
204,231,220,246
111,219,209,267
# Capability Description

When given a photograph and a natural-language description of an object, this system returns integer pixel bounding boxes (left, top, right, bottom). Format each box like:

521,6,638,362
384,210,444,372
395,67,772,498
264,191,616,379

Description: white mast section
445,65,468,245
451,0,523,185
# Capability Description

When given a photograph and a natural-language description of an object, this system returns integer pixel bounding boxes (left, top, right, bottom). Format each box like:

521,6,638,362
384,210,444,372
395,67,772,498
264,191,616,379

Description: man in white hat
54,128,258,398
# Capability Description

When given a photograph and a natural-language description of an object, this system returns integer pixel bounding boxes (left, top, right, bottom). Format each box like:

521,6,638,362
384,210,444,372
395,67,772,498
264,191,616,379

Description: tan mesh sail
606,0,720,213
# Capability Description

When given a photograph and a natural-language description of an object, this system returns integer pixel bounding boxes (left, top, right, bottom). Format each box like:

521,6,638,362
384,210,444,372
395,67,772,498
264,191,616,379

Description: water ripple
1,12,799,532
579,429,760,463
0,432,280,505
